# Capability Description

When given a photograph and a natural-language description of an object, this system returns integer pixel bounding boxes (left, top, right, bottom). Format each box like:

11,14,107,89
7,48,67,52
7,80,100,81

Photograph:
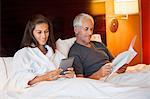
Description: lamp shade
114,0,139,15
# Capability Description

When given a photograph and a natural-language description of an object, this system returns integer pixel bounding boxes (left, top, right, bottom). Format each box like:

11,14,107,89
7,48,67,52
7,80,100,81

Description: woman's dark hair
20,14,56,52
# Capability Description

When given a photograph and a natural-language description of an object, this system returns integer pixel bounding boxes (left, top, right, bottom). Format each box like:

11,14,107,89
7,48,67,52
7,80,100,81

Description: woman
9,14,74,90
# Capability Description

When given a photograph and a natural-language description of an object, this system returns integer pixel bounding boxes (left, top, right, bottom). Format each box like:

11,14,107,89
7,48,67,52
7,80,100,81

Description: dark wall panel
1,0,106,56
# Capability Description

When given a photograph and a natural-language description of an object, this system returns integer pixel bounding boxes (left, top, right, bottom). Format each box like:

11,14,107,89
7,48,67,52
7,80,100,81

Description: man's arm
76,74,84,77
88,71,103,80
88,63,112,80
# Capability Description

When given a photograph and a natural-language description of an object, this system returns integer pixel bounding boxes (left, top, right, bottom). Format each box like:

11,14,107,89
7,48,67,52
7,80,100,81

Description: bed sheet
3,64,150,99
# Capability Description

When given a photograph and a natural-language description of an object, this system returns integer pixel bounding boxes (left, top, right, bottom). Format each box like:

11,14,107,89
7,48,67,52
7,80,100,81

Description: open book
104,35,137,81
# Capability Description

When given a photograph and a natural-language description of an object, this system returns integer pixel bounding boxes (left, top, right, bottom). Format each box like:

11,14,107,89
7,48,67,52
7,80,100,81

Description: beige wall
105,0,142,65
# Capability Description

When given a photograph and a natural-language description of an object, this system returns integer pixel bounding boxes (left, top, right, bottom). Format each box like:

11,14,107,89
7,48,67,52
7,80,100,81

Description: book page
104,35,137,81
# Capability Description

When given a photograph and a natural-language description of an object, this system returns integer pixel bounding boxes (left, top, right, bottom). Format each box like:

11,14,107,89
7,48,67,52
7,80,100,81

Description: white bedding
3,64,150,99
4,79,150,99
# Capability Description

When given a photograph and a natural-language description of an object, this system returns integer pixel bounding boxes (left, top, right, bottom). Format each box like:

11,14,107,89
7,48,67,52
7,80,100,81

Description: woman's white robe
7,45,65,91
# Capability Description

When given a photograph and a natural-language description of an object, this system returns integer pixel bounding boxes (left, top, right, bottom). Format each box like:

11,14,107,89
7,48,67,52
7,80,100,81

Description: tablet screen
59,57,74,71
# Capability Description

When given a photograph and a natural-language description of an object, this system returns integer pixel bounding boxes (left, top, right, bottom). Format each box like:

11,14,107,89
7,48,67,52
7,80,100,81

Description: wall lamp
108,0,139,32
114,0,139,19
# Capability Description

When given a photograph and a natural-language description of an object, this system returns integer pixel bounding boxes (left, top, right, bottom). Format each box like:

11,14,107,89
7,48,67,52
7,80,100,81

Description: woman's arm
28,69,62,85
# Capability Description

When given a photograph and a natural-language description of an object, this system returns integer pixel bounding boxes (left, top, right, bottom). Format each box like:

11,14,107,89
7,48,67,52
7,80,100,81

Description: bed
0,34,150,99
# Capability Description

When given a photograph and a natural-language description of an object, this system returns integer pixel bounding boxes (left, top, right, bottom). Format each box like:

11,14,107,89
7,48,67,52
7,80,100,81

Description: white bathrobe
7,45,65,91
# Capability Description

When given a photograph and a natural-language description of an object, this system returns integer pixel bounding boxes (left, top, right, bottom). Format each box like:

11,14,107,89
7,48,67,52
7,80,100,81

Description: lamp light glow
114,0,139,15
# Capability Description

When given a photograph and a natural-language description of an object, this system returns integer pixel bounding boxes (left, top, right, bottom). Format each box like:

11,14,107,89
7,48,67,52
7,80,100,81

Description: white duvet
4,75,150,99
2,46,150,99
3,73,150,99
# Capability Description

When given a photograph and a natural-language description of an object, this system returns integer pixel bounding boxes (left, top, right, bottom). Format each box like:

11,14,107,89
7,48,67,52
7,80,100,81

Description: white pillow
0,57,8,90
90,34,102,42
3,57,13,78
56,34,102,57
56,37,76,57
52,50,66,67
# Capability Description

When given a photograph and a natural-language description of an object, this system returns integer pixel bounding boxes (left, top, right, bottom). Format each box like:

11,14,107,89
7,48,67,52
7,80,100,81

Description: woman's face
33,23,49,46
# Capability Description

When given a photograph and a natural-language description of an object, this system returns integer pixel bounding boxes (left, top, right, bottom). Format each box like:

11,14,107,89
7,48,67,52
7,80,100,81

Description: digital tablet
59,57,74,74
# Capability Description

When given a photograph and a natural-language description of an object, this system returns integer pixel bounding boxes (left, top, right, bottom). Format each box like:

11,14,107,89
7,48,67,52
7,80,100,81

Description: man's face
76,18,94,45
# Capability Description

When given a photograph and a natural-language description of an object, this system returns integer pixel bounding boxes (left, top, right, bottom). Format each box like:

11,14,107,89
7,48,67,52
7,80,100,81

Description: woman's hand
63,67,75,78
28,69,62,85
44,69,62,81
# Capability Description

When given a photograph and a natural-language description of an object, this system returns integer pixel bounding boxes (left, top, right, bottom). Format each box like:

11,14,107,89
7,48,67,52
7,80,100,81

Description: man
68,13,126,80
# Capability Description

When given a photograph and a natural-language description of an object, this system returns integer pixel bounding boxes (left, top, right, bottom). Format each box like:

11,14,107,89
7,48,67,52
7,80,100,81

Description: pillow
126,64,150,73
3,57,13,78
0,57,8,90
56,34,102,57
90,34,102,42
52,50,66,67
56,37,76,57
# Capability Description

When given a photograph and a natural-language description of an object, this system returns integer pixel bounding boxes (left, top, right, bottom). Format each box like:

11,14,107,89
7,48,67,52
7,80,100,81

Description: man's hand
116,64,128,74
89,63,112,80
98,63,112,77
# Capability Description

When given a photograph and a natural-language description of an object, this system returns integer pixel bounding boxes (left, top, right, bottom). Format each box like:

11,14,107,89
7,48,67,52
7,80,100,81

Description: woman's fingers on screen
64,70,74,74
67,67,74,71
